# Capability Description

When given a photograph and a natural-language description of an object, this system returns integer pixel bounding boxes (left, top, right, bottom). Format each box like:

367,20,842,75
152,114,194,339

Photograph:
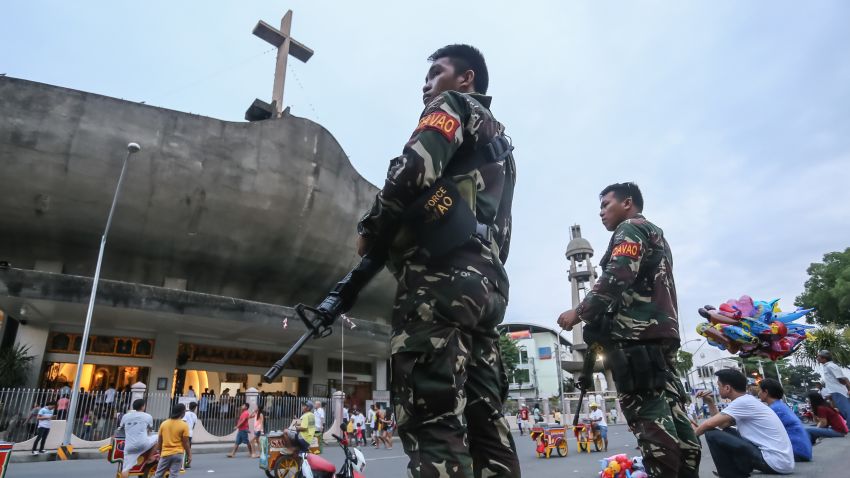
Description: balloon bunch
696,296,815,361
598,454,647,478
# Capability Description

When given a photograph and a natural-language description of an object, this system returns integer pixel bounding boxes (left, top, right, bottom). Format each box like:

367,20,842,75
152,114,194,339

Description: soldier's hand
356,235,371,257
558,309,580,331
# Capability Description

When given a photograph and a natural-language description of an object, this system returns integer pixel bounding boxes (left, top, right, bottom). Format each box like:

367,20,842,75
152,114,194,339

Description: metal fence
0,388,334,443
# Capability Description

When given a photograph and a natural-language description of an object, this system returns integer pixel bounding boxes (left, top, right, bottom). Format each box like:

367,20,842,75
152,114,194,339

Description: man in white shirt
314,400,326,450
352,409,367,446
817,349,850,420
186,386,197,399
367,405,377,445
693,369,794,477
120,399,158,478
182,401,198,468
105,386,116,406
588,402,608,451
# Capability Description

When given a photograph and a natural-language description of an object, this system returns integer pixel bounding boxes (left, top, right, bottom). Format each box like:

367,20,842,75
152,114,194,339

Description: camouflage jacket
577,214,680,343
357,91,515,296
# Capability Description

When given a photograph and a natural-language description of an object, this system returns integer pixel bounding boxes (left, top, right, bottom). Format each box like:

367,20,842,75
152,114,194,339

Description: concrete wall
13,324,50,387
0,76,395,321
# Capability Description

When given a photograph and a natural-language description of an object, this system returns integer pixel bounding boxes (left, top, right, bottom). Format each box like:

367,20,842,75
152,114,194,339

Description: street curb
10,443,235,464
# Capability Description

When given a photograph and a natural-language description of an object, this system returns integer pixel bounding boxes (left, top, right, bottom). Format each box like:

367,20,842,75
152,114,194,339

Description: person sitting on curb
757,378,812,462
804,391,848,444
693,369,794,477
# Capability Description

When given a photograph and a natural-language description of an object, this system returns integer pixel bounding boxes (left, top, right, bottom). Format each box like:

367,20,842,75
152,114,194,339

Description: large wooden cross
253,10,314,117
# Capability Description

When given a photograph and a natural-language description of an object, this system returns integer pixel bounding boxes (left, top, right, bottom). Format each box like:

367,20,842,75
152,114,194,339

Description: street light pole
62,143,140,447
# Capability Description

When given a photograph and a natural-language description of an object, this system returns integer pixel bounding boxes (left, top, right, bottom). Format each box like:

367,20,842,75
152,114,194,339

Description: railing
0,388,334,443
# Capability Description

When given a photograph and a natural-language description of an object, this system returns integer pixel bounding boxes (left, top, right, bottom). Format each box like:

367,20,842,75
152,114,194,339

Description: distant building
498,323,572,401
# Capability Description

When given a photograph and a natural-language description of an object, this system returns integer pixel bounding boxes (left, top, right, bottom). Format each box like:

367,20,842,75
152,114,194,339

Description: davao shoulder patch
611,241,641,259
416,111,460,141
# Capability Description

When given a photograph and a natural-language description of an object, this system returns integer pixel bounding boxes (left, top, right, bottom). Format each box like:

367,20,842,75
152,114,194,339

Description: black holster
607,343,668,394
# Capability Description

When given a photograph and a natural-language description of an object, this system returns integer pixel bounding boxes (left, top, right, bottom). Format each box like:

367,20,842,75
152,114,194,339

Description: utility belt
605,342,670,394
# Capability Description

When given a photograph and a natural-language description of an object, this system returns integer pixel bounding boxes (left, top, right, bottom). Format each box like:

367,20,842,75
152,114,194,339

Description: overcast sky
3,1,849,359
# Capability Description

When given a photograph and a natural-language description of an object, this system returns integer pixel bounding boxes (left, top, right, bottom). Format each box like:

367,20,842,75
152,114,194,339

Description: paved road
7,424,848,477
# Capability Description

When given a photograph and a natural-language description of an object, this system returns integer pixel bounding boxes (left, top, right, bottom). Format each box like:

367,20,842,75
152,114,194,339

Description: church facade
0,76,394,404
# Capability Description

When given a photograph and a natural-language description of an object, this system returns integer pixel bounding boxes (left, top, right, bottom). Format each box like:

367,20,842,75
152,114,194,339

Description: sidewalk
10,442,234,464
698,434,847,477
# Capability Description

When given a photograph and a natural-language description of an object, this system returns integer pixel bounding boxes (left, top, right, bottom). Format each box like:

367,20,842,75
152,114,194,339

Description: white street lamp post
62,143,140,447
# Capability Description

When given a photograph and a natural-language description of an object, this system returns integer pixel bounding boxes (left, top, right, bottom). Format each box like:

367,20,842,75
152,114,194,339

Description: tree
796,326,850,367
778,362,821,397
0,344,35,388
499,335,520,383
795,247,850,326
675,350,694,377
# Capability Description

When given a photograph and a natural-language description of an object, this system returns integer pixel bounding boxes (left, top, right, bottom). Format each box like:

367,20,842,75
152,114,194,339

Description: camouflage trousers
390,263,520,478
619,345,701,478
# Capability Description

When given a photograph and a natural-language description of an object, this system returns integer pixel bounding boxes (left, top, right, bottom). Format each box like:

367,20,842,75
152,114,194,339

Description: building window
514,369,530,384
47,332,155,358
177,343,309,371
518,348,529,364
697,366,715,378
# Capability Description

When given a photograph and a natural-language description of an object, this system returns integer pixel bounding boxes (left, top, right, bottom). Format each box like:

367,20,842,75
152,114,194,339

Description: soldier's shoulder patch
416,111,460,142
611,241,641,260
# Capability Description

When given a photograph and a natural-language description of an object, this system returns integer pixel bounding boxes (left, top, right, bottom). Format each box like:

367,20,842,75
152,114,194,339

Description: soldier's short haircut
759,378,784,400
715,368,747,392
600,182,644,211
132,398,146,411
428,44,489,94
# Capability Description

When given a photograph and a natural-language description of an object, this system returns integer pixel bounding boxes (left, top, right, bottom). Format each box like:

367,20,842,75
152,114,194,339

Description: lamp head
127,142,141,153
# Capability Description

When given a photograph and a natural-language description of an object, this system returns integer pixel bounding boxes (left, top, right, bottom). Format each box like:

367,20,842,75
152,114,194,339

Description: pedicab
573,418,604,453
259,431,365,478
100,428,185,477
529,424,569,458
258,429,321,478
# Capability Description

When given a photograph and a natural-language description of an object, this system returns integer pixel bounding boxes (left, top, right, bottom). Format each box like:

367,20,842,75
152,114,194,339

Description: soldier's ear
458,69,476,91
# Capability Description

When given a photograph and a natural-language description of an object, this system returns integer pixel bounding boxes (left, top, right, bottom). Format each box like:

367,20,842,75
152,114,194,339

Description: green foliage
796,326,850,367
499,335,520,382
796,247,850,326
0,344,35,388
676,350,694,377
778,362,821,396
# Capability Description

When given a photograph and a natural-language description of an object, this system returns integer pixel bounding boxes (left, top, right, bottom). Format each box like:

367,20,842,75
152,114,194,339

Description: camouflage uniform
576,215,701,478
358,91,520,478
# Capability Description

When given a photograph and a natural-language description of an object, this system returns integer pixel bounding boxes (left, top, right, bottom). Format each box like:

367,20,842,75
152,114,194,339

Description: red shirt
237,410,250,431
57,397,70,411
815,405,848,434
520,409,529,420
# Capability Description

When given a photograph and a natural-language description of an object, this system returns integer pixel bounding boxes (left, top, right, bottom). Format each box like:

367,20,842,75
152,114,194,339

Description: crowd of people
690,350,849,477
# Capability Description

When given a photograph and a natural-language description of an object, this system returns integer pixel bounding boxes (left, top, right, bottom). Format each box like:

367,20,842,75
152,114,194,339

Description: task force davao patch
611,241,641,259
416,111,460,141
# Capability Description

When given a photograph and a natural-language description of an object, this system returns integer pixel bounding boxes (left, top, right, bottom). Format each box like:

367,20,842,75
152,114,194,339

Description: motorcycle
260,431,365,478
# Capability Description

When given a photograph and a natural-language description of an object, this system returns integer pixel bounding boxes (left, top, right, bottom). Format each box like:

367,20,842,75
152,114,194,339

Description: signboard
538,347,552,360
507,330,531,340
372,390,390,401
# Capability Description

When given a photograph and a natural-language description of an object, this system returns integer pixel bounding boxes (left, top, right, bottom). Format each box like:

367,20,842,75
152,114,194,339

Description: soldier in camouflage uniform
356,45,520,478
558,182,701,478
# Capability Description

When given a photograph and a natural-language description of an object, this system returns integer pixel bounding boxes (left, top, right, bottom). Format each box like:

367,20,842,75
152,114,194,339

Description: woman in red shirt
805,392,848,444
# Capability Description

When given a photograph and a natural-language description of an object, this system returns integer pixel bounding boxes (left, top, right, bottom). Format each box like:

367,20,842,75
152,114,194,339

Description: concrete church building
0,75,396,404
